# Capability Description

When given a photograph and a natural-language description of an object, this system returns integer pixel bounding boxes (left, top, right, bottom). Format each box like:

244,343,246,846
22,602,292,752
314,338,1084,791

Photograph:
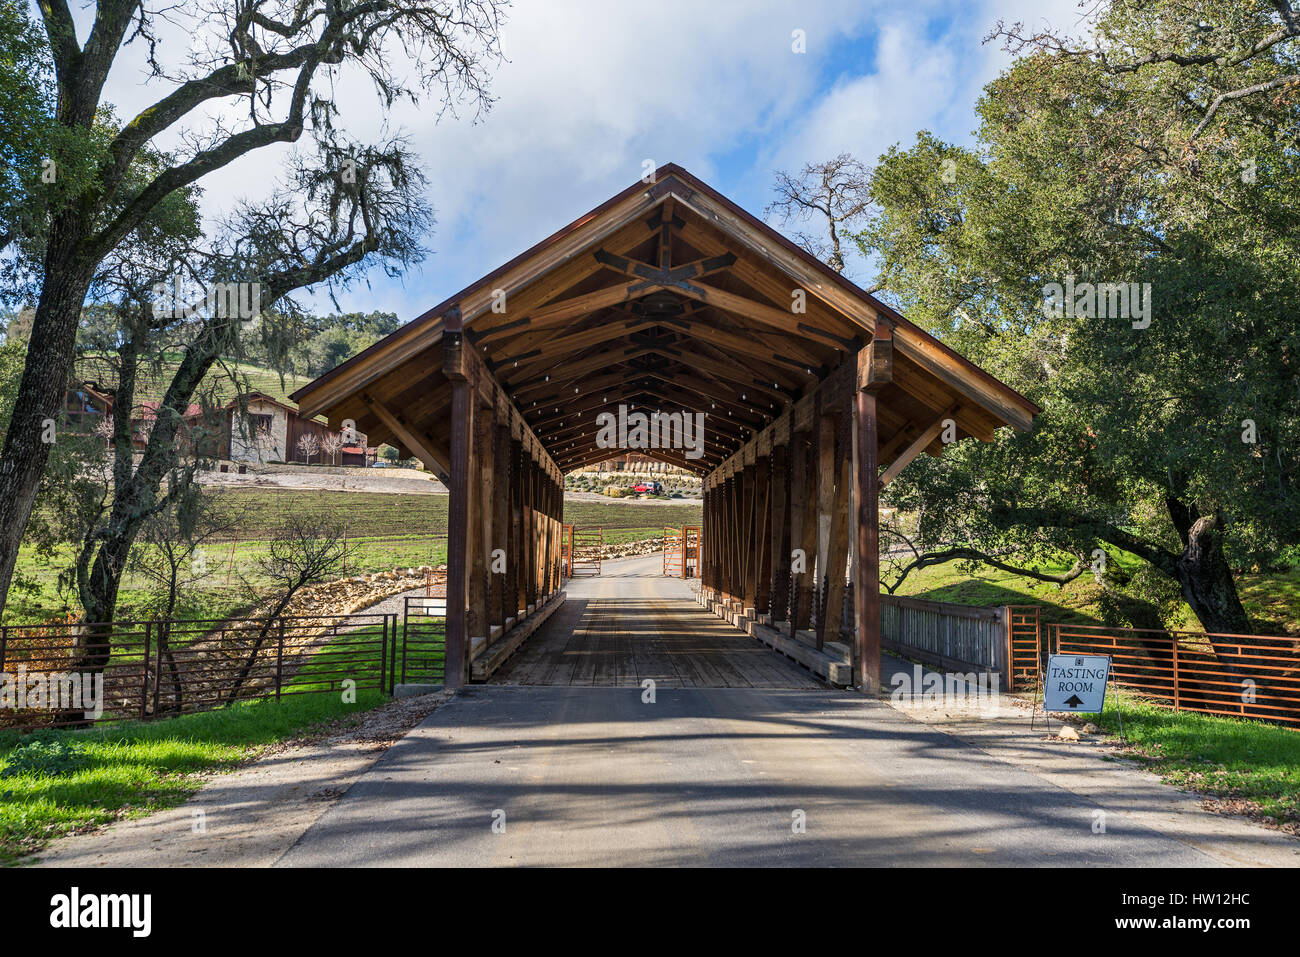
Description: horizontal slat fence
0,605,443,733
1049,623,1300,726
880,594,1015,688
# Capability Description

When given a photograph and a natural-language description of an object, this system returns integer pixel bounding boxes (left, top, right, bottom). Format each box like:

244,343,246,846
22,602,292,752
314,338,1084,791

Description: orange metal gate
663,526,683,576
569,525,603,576
683,525,701,578
1006,604,1041,691
662,525,701,578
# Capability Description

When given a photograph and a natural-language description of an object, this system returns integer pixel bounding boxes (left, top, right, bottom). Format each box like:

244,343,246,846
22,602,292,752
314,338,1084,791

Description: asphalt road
276,682,1229,867
275,557,1234,867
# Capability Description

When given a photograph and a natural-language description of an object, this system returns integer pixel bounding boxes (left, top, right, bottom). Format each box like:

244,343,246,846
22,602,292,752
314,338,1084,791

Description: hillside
76,352,323,420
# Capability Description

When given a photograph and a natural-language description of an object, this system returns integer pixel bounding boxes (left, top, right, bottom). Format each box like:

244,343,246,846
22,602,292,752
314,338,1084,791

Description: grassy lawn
0,689,387,863
1092,692,1300,832
202,487,701,539
79,353,316,410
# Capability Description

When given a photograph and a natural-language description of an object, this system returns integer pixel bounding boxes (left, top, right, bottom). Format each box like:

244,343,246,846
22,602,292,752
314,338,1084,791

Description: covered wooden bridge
290,165,1037,691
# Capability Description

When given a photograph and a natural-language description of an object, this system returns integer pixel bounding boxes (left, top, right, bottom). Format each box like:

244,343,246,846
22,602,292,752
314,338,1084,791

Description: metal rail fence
1048,622,1300,726
0,605,445,732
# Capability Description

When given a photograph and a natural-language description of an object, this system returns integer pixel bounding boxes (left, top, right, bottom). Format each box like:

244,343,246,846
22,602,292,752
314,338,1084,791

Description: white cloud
79,0,1091,319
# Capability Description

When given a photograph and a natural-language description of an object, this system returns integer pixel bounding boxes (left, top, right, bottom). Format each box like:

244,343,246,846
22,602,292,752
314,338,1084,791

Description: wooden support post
740,463,756,610
492,419,510,628
821,413,853,646
814,410,836,650
509,437,522,616
722,475,735,602
768,443,791,622
854,327,890,694
753,454,771,615
703,486,717,597
546,474,558,594
523,457,535,608
720,481,731,600
468,401,491,647
718,481,726,599
443,308,473,690
788,431,812,636
531,459,542,605
731,471,744,605
794,425,819,634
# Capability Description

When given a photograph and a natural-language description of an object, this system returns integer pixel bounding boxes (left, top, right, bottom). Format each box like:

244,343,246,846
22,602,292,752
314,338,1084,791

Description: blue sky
89,0,1087,321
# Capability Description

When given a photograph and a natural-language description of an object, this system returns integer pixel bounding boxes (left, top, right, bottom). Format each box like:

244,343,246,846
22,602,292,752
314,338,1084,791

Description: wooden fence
880,595,1039,691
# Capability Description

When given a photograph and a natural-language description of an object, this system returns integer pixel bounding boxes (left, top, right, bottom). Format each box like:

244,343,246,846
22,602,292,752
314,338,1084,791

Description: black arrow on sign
1063,694,1084,708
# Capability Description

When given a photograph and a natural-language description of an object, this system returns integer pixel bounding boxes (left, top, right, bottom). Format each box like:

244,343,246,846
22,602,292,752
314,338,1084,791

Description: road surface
272,556,1289,867
35,555,1297,867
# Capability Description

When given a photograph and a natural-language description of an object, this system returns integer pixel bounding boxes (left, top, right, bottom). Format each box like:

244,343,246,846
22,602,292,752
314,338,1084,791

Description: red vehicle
632,481,663,494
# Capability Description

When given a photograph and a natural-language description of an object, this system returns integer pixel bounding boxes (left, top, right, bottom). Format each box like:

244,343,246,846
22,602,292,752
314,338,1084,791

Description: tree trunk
77,535,133,671
76,325,221,661
1174,513,1252,637
0,226,95,620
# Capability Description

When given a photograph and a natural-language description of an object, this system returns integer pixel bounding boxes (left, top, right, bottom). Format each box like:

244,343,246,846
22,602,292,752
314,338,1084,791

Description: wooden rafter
591,248,737,290
879,403,960,486
492,317,660,374
364,393,452,481
475,279,673,347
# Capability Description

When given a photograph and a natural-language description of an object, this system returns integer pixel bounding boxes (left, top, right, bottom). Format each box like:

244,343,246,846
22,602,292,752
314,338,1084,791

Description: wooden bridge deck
489,557,825,690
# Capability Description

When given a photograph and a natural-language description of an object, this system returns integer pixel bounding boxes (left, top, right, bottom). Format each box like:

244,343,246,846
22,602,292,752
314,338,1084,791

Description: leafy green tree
0,0,506,623
855,0,1299,639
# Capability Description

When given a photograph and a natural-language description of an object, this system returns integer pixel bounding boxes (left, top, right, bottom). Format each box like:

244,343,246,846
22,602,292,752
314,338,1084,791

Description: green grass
1091,692,1300,831
1238,567,1300,636
287,622,444,691
5,534,451,626
78,353,317,413
0,689,387,863
7,490,699,625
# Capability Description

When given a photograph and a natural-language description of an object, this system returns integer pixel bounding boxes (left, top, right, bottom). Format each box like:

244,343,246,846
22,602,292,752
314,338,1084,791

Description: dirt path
200,465,446,494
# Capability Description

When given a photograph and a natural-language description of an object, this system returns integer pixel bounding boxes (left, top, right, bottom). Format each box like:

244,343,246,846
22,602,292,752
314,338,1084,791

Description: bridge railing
880,595,1025,690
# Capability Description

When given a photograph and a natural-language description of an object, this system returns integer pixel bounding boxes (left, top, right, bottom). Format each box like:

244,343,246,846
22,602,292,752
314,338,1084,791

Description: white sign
1044,654,1111,713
